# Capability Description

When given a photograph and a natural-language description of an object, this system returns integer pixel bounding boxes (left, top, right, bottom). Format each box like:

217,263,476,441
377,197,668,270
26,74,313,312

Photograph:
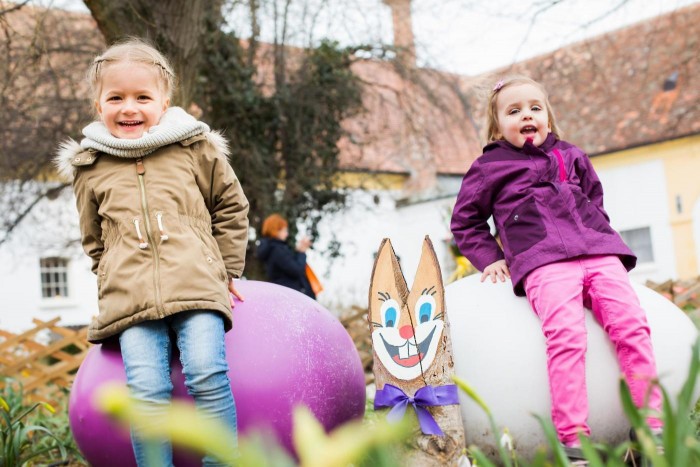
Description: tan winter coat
57,132,249,343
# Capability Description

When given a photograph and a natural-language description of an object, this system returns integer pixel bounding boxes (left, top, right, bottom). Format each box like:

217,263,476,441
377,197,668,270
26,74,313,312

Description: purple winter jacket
450,133,636,296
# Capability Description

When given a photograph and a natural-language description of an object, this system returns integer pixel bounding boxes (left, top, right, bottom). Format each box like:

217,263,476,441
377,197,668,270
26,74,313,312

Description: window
619,227,654,263
40,257,69,298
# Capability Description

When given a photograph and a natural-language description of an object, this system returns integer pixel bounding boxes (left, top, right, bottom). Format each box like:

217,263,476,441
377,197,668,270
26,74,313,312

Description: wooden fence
340,306,374,385
0,317,89,408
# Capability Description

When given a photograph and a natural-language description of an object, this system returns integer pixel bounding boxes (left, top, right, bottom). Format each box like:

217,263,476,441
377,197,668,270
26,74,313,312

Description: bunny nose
399,325,414,339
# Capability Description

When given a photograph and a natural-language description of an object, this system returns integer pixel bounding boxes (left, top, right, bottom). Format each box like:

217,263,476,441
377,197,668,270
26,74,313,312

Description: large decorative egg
447,274,698,459
69,280,366,466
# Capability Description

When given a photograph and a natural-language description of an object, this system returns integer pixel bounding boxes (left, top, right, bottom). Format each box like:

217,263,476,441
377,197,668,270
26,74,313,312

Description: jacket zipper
136,158,165,317
552,149,567,182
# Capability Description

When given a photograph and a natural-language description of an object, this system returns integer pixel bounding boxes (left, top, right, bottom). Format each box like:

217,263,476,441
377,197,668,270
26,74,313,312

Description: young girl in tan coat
56,38,248,466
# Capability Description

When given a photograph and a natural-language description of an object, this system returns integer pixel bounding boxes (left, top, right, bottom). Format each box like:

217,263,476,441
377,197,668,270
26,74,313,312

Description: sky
55,0,699,76
413,0,700,75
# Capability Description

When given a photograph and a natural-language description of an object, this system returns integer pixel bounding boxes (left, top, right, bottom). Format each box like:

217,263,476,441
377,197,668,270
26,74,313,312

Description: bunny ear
409,236,445,311
368,239,409,324
404,236,448,380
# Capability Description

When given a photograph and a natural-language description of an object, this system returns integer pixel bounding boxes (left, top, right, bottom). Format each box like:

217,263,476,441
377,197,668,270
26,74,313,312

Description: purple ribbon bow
374,384,459,436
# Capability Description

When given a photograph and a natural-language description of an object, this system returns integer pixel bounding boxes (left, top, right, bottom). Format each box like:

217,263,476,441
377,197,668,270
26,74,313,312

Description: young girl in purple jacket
450,76,662,462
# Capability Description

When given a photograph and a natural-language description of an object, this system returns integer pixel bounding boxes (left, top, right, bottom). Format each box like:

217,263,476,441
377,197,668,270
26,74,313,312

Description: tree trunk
83,0,223,108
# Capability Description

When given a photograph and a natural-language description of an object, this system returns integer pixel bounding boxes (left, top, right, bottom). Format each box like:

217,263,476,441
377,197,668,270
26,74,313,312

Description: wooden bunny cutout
369,236,465,465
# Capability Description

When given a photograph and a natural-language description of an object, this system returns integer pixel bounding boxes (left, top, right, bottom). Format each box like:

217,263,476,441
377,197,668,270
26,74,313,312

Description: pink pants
524,255,662,446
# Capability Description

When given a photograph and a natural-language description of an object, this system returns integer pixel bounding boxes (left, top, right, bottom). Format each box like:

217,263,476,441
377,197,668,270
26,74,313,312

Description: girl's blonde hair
87,37,176,102
486,75,561,142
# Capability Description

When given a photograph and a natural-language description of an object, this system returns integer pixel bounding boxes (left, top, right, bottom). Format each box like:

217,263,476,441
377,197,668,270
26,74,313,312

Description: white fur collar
81,106,209,158
54,130,231,182
54,139,84,181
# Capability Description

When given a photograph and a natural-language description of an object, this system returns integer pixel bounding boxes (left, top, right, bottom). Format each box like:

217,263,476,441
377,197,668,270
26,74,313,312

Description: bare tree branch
0,0,30,17
0,5,99,247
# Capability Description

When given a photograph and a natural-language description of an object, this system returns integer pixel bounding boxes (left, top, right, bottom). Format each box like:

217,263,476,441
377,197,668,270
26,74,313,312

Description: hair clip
156,62,173,77
492,79,505,92
92,58,107,74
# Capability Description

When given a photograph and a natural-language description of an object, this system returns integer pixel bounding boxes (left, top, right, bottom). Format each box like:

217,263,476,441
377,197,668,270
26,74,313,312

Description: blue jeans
119,310,237,466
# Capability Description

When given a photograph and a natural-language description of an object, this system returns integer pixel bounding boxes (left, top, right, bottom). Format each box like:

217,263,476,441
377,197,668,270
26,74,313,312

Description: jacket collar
483,133,558,156
53,129,230,182
80,107,209,159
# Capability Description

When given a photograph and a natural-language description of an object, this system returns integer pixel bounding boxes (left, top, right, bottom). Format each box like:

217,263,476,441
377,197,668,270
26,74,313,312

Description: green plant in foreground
97,384,411,466
97,385,240,465
621,338,700,467
28,392,85,466
451,375,520,467
293,404,411,467
0,380,72,467
692,397,700,439
453,337,700,466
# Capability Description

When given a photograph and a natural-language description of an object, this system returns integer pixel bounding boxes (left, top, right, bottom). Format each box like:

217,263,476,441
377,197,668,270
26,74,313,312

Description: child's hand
229,279,245,308
481,260,510,283
296,236,312,253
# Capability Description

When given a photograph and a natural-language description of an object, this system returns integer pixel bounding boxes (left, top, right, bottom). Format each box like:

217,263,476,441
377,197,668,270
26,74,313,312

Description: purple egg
68,280,366,466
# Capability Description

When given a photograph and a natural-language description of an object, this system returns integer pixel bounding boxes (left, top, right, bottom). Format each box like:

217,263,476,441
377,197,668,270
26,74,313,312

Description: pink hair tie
493,79,505,92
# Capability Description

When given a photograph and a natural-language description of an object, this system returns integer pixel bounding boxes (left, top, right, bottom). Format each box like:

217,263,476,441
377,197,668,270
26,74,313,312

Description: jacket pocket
96,245,114,300
503,198,547,255
572,191,613,234
190,226,228,282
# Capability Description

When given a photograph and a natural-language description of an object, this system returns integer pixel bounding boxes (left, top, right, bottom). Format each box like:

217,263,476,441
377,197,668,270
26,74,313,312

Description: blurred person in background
256,214,319,299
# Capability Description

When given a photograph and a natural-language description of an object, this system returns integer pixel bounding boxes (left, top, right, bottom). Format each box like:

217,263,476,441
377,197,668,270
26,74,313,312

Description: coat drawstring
156,212,169,242
156,212,168,242
133,218,148,249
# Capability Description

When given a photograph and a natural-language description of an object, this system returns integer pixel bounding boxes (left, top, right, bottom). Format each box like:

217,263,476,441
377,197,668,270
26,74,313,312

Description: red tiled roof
468,3,700,158
5,3,697,180
337,3,700,178
207,39,484,179
338,62,481,180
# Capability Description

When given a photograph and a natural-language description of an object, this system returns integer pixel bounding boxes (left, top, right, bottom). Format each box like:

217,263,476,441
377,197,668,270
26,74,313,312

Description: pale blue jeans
119,310,237,466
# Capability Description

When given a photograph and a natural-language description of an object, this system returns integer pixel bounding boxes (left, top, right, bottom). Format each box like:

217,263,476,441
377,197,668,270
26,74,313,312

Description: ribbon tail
414,384,460,407
386,399,409,424
414,404,444,436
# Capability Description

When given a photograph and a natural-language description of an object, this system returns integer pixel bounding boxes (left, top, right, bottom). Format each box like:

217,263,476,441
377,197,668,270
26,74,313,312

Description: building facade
1,3,698,332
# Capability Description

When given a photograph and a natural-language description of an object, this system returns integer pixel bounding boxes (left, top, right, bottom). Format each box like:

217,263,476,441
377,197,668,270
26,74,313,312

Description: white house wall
308,189,456,313
0,160,684,332
309,158,679,312
0,185,457,330
0,190,97,333
594,158,677,283
693,198,700,277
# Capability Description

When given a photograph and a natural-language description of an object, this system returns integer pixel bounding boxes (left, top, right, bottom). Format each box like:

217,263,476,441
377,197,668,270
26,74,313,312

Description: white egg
446,274,699,459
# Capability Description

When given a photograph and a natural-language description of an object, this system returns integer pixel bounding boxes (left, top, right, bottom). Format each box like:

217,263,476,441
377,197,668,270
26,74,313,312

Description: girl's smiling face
95,62,169,139
494,83,551,148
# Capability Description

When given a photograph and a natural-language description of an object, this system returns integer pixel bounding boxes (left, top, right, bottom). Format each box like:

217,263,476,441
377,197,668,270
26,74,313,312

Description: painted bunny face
369,237,446,381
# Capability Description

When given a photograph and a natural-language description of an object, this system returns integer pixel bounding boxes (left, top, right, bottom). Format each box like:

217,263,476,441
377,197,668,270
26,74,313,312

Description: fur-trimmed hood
54,129,230,182
54,138,85,182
